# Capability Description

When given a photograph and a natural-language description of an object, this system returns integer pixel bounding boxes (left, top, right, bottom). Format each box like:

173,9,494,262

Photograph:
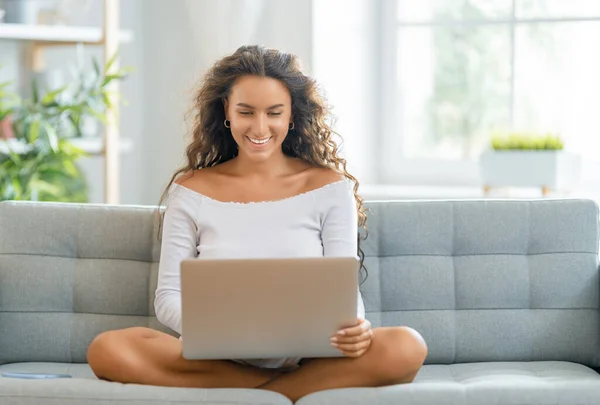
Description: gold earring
289,122,295,130
224,119,231,128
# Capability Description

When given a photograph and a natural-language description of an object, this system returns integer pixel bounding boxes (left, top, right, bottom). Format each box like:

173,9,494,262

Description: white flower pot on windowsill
479,150,582,196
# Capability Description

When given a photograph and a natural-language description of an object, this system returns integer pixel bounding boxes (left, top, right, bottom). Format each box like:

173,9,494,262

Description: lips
246,136,272,145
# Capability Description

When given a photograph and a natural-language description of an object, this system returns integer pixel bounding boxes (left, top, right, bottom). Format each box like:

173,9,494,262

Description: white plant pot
2,0,40,24
479,150,582,191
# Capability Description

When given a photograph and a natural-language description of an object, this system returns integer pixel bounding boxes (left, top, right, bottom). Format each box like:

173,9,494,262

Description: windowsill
359,183,600,201
360,184,484,200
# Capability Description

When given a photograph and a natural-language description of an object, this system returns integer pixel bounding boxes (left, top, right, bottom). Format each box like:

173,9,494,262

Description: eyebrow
236,103,285,110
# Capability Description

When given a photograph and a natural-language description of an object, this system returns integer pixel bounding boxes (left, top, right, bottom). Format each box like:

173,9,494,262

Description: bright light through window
393,0,600,161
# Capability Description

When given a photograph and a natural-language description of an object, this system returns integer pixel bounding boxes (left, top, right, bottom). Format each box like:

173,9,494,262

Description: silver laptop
180,256,359,360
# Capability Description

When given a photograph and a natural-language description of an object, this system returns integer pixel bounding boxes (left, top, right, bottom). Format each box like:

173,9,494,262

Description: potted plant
0,54,131,202
479,132,581,196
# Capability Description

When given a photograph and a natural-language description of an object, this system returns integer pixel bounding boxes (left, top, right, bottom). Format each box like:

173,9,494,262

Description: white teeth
248,137,270,144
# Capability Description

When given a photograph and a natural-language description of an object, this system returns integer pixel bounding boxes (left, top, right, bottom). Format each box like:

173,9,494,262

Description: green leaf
83,107,107,124
41,85,68,105
101,92,113,110
104,51,119,74
11,177,23,196
29,119,40,142
31,77,40,104
121,66,136,75
58,104,84,114
93,58,101,76
42,122,59,152
61,159,79,177
8,150,22,165
58,139,87,157
30,178,61,195
102,74,124,88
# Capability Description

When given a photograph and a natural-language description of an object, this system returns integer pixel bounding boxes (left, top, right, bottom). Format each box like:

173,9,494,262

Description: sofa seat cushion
0,362,291,405
296,361,600,405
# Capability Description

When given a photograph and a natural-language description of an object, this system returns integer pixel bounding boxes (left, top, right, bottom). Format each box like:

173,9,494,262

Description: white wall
311,0,380,184
0,42,21,91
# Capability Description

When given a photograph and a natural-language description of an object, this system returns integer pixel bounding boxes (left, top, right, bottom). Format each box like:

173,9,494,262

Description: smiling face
224,75,293,163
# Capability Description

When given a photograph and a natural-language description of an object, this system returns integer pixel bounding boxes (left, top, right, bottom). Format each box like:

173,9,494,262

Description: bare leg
87,327,281,388
259,326,427,402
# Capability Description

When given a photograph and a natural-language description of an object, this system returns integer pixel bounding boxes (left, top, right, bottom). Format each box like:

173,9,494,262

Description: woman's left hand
330,318,373,358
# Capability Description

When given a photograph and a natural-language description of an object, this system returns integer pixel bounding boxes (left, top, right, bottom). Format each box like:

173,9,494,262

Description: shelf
0,136,133,156
0,23,133,44
70,136,133,155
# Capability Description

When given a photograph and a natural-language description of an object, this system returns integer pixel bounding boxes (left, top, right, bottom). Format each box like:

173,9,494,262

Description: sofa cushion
0,201,176,366
358,199,600,366
3,361,597,405
296,361,600,405
0,363,291,405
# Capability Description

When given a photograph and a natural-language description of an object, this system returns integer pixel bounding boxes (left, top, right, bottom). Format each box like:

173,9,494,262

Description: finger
333,338,371,353
334,319,364,337
342,348,368,358
334,318,362,337
336,319,371,337
331,328,372,345
336,337,371,351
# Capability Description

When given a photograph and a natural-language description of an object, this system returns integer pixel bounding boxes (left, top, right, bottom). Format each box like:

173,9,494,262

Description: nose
254,113,268,136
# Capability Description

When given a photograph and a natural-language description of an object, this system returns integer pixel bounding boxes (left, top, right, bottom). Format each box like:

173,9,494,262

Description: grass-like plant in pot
479,132,581,196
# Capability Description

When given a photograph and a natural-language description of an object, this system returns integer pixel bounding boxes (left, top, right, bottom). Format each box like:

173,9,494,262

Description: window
381,0,600,185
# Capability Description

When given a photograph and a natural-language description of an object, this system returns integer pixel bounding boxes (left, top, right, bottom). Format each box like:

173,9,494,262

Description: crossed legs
87,326,427,403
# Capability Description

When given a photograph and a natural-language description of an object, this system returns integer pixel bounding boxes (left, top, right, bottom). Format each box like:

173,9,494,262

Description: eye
239,111,252,115
268,112,282,116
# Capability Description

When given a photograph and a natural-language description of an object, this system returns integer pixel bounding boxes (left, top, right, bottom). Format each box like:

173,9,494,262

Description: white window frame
379,0,600,187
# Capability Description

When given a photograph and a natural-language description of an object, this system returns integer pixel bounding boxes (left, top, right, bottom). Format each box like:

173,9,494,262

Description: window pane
396,26,511,159
513,22,600,156
397,0,512,22
516,0,600,19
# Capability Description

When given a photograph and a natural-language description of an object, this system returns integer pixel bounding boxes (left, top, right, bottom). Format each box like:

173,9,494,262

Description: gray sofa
0,197,599,405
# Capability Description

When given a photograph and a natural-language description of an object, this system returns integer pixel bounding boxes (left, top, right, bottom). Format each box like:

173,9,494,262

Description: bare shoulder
305,167,346,191
174,170,194,186
173,167,222,194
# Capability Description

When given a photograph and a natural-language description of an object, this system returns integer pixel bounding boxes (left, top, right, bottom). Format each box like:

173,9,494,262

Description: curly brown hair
158,45,368,281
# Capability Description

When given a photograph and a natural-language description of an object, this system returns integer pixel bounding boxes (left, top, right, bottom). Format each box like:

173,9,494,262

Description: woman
87,45,427,402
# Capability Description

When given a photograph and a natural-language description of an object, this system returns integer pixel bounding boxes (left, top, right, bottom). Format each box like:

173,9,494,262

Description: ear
222,98,229,118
